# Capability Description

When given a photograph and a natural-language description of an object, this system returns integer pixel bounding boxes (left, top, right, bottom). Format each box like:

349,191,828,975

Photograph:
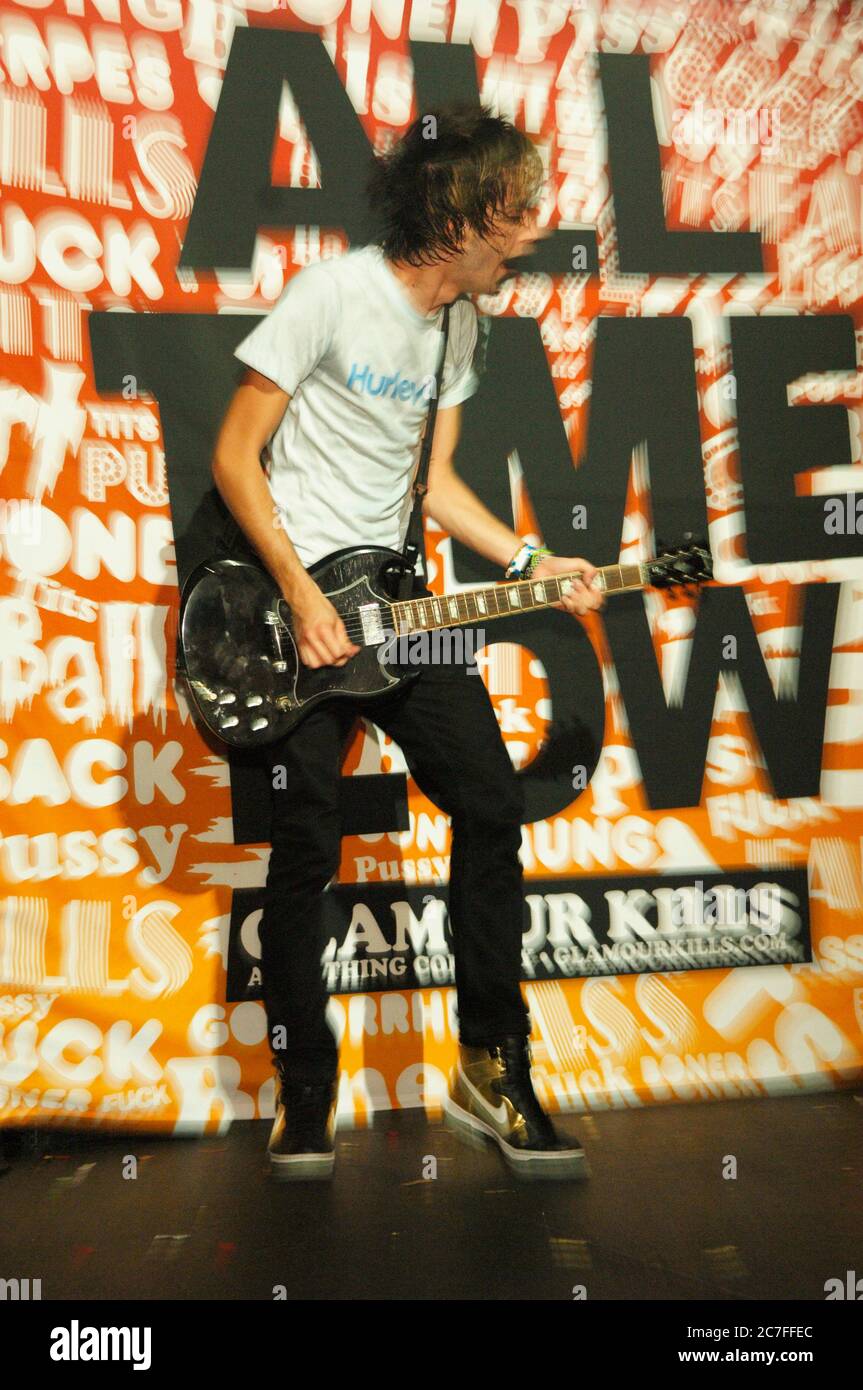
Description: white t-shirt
232,243,480,567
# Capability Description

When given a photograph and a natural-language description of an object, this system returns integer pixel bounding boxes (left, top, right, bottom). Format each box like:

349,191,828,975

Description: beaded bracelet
505,540,536,580
524,546,553,578
505,541,553,580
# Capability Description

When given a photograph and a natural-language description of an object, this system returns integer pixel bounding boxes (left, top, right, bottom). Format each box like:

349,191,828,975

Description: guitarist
212,103,604,1180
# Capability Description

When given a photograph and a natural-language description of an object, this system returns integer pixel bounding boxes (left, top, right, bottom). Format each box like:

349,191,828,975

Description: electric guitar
176,540,713,750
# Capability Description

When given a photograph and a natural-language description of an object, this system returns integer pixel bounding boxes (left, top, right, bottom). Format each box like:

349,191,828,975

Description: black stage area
1,1089,860,1302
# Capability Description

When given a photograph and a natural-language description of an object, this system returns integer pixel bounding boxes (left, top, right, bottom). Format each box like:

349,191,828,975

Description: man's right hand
289,583,361,669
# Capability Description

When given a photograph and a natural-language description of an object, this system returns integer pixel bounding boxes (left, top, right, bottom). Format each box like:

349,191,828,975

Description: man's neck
384,256,460,318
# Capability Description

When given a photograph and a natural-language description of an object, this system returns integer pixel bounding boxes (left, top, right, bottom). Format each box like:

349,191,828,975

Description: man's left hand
531,555,605,616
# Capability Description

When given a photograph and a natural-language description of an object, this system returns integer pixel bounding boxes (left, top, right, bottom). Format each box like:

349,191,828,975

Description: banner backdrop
2,0,863,1132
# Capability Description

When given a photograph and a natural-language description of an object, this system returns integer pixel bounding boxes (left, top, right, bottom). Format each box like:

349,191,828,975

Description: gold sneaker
267,1071,337,1181
443,1036,590,1180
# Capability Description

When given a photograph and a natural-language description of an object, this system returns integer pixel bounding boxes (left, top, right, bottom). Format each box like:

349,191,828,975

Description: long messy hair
366,103,544,266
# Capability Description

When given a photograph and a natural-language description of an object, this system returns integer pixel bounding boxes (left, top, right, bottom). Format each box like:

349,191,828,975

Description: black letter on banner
599,53,763,273
88,309,409,845
730,315,860,563
577,316,708,558
182,31,598,275
180,29,376,270
447,332,605,823
410,42,598,274
450,317,708,821
452,318,707,583
604,582,838,807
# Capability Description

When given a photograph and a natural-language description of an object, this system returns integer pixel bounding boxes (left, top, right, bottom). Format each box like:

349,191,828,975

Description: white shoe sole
268,1150,335,1181
443,1092,590,1181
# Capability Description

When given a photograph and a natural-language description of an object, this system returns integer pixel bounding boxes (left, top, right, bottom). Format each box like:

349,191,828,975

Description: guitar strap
398,301,451,600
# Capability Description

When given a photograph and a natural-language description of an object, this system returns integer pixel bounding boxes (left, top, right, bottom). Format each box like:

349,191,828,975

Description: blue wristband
505,541,537,580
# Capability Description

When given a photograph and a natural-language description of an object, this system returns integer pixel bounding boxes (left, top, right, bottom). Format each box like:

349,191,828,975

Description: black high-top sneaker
443,1035,589,1180
267,1060,337,1180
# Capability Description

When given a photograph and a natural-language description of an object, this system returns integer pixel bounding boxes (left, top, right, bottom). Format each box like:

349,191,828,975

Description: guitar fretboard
391,562,647,635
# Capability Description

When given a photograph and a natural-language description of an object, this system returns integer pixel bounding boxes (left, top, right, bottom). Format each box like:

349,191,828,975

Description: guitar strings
277,606,503,642
270,553,705,643
277,582,578,638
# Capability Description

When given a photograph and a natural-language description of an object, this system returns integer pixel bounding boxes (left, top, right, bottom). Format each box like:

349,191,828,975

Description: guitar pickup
357,603,384,644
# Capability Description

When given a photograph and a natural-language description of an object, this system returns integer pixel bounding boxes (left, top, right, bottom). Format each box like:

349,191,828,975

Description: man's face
450,204,543,295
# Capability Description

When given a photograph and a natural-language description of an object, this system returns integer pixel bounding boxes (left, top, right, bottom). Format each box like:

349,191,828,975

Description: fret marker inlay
387,558,661,640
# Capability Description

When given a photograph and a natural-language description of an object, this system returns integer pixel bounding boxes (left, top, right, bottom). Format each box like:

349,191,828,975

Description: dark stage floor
1,1088,861,1302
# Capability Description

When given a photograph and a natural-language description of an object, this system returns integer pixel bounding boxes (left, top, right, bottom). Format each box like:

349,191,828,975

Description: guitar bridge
357,603,384,645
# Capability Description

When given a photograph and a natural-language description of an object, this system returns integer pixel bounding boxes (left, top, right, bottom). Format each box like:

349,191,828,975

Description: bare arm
211,368,359,667
422,402,603,616
421,403,523,566
212,368,314,603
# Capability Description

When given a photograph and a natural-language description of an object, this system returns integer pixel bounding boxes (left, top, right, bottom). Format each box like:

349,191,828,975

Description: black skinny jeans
258,595,530,1083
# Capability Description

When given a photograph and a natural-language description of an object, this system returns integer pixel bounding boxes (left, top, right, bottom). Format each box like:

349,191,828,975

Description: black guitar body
178,545,418,749
178,533,712,752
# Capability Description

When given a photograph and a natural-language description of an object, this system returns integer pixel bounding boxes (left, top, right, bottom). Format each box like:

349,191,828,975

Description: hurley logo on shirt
347,363,436,402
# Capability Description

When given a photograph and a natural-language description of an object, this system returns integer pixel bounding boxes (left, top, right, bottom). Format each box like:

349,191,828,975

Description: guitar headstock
648,539,714,592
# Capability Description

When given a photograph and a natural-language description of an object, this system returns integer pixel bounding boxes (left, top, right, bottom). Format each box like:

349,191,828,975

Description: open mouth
501,239,543,275
501,252,534,275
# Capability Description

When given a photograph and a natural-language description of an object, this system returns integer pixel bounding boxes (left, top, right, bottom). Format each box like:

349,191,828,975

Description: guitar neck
391,560,649,635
